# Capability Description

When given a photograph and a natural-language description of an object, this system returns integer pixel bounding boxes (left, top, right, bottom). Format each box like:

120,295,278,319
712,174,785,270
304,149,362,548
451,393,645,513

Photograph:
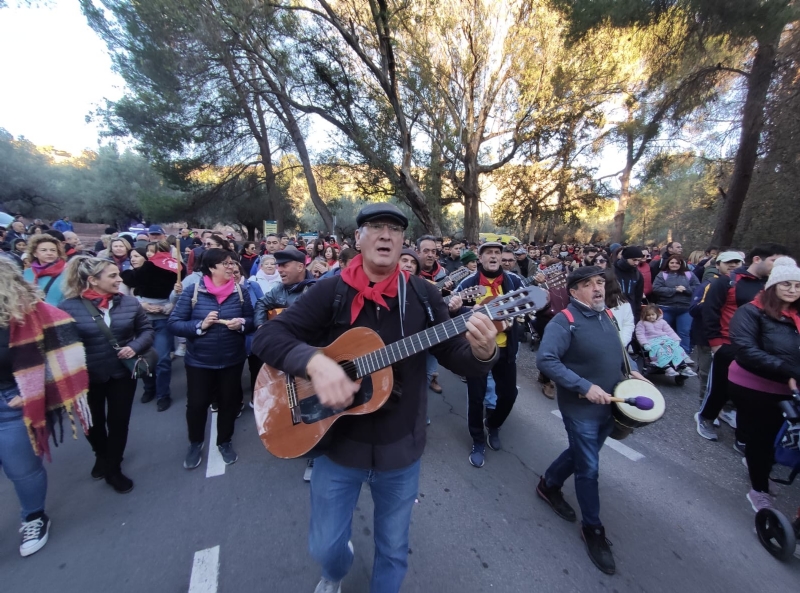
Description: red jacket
702,268,766,348
638,261,653,297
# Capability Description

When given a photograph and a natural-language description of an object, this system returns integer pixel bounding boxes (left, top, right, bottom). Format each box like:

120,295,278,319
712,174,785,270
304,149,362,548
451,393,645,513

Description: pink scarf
203,276,235,304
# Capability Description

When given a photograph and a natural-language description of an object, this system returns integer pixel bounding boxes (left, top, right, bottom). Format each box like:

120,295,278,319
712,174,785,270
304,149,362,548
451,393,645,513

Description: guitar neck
351,306,488,378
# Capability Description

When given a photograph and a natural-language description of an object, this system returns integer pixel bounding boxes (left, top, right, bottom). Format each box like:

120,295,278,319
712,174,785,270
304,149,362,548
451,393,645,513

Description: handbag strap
81,298,120,350
604,308,632,377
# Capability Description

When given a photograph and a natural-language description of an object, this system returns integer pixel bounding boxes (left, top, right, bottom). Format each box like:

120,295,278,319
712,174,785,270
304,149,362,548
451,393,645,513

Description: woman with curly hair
0,259,90,556
22,234,68,305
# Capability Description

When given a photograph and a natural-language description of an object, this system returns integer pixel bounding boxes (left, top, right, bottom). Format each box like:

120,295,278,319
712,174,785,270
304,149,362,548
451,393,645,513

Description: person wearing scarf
22,235,68,305
253,248,318,327
416,236,449,394
0,258,90,557
121,241,185,411
728,257,800,512
59,256,154,495
251,254,281,294
168,249,254,470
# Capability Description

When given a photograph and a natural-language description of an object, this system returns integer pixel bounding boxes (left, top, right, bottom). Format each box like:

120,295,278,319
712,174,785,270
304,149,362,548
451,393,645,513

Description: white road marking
189,545,220,593
206,412,225,477
551,410,645,461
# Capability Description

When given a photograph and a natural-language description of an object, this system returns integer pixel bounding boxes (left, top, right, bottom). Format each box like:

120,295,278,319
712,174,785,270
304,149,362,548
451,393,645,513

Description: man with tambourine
535,266,650,575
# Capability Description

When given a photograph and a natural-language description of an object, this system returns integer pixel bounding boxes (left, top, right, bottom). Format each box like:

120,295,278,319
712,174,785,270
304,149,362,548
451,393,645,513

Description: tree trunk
612,167,632,244
712,30,782,246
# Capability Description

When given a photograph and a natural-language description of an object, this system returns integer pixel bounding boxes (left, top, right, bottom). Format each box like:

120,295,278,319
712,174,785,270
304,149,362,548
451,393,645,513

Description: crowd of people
0,210,797,591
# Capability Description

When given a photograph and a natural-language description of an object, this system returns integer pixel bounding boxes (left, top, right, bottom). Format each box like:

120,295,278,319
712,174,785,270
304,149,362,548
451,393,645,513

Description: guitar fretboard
351,305,489,378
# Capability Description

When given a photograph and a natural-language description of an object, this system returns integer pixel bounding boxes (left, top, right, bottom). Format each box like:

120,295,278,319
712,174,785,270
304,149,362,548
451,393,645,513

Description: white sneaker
664,367,679,377
304,458,314,482
174,343,186,357
683,356,695,365
679,366,697,377
718,409,737,429
313,541,352,593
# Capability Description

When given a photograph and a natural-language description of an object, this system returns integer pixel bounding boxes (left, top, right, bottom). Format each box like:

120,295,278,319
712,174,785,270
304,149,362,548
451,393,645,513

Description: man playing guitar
251,203,499,593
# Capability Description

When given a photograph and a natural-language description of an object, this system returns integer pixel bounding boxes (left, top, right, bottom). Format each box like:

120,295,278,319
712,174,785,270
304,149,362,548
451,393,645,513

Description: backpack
660,271,694,282
772,420,800,485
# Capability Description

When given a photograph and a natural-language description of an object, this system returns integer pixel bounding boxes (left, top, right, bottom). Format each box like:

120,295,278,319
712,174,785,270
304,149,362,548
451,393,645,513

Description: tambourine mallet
611,396,654,411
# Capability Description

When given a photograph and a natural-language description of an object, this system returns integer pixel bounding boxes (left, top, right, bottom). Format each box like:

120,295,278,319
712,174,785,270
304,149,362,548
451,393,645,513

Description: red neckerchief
149,252,180,273
31,259,66,279
340,254,406,323
752,292,800,333
82,289,114,310
479,272,504,298
420,261,443,282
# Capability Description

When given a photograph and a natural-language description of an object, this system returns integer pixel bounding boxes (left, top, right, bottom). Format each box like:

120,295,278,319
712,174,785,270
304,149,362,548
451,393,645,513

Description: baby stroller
634,305,696,386
631,336,694,386
755,389,800,561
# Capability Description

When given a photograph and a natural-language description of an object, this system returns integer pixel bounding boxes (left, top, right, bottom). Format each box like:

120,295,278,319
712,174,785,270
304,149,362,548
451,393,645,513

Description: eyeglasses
595,259,607,264
220,261,237,267
362,221,404,234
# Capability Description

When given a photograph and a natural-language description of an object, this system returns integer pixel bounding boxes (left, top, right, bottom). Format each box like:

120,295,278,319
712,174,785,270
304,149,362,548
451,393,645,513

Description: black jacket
730,302,800,383
121,261,185,299
613,259,644,322
59,295,154,383
702,267,765,348
251,274,496,471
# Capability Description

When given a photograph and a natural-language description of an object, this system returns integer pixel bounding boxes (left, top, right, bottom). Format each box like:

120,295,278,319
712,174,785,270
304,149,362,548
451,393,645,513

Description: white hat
716,251,744,263
765,256,800,290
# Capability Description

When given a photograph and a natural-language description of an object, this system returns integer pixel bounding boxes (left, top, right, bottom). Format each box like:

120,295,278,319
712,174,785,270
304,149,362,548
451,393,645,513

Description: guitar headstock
449,267,471,283
480,286,549,321
458,285,486,302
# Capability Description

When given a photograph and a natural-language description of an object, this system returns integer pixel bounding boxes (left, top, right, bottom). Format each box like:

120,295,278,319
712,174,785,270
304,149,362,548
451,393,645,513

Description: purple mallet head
634,396,654,410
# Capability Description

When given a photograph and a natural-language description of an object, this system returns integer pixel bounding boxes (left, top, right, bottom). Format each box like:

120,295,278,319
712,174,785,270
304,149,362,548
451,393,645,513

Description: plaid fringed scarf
9,301,91,459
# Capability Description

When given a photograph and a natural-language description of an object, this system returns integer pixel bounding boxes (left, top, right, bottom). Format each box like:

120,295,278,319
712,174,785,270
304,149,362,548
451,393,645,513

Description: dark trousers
185,363,244,446
466,348,517,444
730,383,788,493
86,377,137,473
699,343,743,440
247,353,263,396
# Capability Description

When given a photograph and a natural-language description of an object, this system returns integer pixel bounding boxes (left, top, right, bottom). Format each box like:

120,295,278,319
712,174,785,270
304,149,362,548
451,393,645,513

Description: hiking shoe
105,471,134,494
429,378,443,394
733,440,746,456
19,513,50,557
469,443,485,468
487,427,502,451
218,442,238,465
91,457,106,480
542,381,556,399
174,343,186,357
304,458,314,482
184,442,204,469
718,409,737,429
678,366,697,377
694,413,718,441
581,524,615,574
157,397,172,412
536,477,576,522
664,367,679,377
747,489,774,512
140,391,155,404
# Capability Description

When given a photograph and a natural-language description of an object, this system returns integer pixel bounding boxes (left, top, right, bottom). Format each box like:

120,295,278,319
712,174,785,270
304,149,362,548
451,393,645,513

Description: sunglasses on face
595,258,607,264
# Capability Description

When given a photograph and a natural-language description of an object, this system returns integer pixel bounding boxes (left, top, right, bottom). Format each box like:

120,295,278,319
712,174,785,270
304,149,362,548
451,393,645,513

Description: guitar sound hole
298,376,374,424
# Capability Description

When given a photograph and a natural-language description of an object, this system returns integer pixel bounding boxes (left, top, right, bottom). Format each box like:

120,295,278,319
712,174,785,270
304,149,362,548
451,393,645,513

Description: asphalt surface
2,347,800,593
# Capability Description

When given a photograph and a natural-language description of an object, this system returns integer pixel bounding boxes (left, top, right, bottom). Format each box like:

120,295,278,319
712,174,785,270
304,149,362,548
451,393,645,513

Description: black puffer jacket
59,295,155,383
729,302,800,382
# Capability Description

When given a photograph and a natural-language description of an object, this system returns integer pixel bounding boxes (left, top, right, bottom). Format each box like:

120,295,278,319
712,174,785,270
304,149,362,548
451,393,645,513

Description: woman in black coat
59,257,154,494
729,256,800,513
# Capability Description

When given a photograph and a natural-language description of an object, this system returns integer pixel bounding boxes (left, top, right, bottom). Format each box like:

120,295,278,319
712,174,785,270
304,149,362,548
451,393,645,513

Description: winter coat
610,300,635,347
254,272,317,326
613,259,644,322
730,302,800,383
635,317,679,347
59,294,154,383
23,268,66,305
702,267,765,348
652,271,700,308
167,278,255,369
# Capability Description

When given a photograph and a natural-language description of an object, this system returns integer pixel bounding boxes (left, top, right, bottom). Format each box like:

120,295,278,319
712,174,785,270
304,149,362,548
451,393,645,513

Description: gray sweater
537,299,631,422
652,270,700,308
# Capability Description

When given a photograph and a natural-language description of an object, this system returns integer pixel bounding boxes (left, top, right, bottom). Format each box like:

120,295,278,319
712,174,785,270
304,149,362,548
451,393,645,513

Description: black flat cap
567,265,605,290
356,202,408,229
274,247,306,265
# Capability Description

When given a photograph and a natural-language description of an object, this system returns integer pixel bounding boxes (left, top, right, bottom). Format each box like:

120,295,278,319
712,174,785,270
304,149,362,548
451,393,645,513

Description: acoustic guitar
253,285,549,458
443,285,486,305
433,266,471,291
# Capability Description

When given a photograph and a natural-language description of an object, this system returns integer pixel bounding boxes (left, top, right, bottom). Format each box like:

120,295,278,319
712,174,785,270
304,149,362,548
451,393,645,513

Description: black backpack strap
42,275,57,296
407,275,435,326
330,276,352,326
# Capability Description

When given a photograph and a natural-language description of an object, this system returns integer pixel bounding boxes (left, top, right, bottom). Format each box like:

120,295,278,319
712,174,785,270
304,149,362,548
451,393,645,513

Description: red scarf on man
479,273,504,298
340,254,406,323
419,261,443,282
82,289,114,310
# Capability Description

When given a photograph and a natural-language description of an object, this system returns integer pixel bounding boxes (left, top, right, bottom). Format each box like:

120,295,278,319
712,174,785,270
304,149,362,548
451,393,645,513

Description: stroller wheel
675,375,686,387
755,508,797,561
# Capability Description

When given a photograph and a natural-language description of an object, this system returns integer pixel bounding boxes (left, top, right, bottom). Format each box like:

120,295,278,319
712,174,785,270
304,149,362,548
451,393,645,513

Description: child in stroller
635,304,697,379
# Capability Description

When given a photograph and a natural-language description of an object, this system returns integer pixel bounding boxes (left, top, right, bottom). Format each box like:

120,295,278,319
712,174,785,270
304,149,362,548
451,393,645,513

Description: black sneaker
469,443,485,468
157,397,172,412
733,440,746,455
91,457,106,480
218,442,238,465
487,427,502,451
141,391,155,404
184,442,204,469
581,524,615,575
19,512,50,557
105,471,134,494
536,477,576,522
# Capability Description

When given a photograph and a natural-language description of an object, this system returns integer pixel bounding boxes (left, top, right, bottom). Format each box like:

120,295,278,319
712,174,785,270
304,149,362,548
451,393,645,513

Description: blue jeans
143,318,173,400
544,414,615,527
309,456,421,593
659,306,692,355
484,374,497,409
0,387,47,521
425,352,438,383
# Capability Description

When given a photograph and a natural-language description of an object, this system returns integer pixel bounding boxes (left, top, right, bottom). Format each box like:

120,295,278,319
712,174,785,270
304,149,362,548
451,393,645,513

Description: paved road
2,347,799,592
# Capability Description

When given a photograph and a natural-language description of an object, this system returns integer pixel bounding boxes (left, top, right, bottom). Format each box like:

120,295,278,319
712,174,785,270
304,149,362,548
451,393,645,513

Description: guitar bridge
287,376,302,425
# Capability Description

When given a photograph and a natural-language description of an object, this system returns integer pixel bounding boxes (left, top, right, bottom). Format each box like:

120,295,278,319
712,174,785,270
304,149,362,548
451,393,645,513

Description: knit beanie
765,256,800,289
460,250,478,264
621,245,644,260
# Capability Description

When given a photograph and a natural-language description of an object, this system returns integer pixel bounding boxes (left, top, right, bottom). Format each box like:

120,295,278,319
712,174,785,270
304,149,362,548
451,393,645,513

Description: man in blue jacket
535,266,647,576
